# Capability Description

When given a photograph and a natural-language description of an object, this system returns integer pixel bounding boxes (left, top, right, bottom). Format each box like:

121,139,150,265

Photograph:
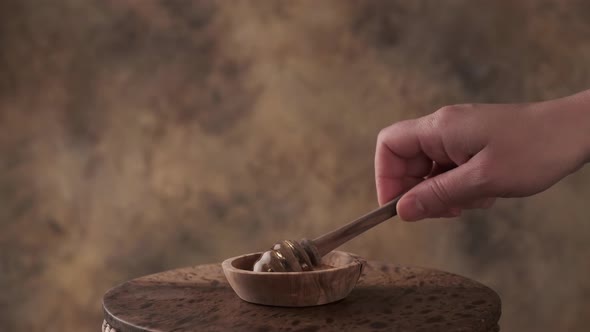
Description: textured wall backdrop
1,1,589,331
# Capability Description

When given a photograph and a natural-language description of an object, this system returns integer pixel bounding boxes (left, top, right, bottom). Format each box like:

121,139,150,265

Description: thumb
397,161,488,221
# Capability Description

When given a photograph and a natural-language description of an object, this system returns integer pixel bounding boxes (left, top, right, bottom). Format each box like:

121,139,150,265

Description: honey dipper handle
312,196,401,257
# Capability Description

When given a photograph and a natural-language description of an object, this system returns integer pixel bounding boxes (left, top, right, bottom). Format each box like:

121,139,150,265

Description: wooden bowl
222,251,364,307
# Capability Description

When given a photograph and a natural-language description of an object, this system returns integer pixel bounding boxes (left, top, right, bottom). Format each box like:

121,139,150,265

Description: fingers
396,158,492,221
398,198,497,222
376,108,494,217
464,197,496,209
440,208,463,218
375,117,451,205
436,198,496,220
375,124,434,205
427,162,457,178
375,154,431,204
375,140,433,179
376,175,423,206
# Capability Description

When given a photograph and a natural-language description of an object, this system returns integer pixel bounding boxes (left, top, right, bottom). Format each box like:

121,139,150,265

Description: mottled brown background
1,1,589,331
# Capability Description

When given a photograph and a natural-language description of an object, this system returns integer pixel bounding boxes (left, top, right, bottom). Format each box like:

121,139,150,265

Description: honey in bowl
252,239,321,272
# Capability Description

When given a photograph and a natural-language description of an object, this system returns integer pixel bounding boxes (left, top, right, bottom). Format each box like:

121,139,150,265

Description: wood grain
103,259,501,332
223,251,364,307
313,196,401,256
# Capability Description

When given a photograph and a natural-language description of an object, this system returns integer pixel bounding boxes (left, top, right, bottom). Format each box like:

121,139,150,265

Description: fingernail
402,195,426,221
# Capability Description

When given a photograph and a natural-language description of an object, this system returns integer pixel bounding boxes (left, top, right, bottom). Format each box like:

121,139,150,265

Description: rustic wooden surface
103,260,501,332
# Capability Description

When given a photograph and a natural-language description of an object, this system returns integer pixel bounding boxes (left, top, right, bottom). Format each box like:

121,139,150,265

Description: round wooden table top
103,260,501,332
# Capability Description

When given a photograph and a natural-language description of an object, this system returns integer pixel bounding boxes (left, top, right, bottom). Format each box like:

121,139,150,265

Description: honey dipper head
253,239,322,272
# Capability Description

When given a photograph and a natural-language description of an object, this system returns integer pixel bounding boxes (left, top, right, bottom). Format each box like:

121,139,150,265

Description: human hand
375,91,590,221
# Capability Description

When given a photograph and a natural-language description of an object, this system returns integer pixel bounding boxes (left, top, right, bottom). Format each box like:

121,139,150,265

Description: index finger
375,120,433,205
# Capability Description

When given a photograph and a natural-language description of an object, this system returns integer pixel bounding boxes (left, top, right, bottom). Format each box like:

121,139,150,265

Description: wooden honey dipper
253,196,402,272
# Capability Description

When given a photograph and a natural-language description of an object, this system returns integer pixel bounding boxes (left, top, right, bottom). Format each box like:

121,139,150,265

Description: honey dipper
253,195,402,272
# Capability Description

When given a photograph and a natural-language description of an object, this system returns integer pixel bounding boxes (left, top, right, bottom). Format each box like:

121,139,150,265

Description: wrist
534,90,590,169
566,91,590,164
548,90,590,165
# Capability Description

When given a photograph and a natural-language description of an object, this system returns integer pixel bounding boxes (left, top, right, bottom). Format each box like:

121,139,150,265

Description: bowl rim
222,250,362,276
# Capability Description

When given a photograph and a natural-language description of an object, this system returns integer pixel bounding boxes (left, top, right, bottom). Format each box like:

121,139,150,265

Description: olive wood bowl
222,251,364,307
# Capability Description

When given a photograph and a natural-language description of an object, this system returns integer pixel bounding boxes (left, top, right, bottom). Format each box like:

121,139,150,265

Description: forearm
575,91,590,164
562,90,590,164
540,90,590,166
